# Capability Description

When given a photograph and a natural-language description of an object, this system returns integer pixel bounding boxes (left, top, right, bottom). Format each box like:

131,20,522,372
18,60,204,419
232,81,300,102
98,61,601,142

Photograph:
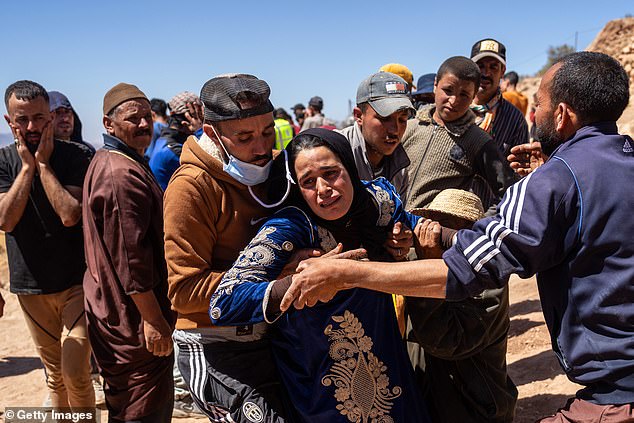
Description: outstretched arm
281,257,448,312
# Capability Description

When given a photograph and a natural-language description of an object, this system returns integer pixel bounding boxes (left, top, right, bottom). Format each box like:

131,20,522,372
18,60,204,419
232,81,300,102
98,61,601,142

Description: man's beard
25,131,41,154
535,118,562,157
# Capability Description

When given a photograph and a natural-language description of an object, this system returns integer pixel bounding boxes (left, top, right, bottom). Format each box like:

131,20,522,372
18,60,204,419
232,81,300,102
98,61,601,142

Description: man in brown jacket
163,74,297,422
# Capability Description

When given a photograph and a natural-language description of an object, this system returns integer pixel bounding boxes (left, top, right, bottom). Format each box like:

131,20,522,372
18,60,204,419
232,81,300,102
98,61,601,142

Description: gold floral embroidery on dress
322,310,401,423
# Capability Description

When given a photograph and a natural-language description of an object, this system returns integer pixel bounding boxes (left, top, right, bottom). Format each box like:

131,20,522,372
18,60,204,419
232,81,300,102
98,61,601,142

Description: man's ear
4,115,19,138
103,115,115,135
555,103,579,135
203,123,229,160
353,107,363,126
3,115,14,136
203,123,218,141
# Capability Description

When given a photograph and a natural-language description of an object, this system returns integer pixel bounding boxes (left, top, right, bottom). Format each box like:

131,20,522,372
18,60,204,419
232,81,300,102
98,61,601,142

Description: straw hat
410,189,484,223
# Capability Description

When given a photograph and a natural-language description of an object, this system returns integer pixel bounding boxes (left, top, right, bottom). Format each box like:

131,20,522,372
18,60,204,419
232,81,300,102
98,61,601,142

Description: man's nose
252,138,269,156
252,133,274,157
384,118,398,135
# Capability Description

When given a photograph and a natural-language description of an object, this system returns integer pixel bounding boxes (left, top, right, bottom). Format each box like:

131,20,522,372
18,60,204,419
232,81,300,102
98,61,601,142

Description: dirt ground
0,232,579,422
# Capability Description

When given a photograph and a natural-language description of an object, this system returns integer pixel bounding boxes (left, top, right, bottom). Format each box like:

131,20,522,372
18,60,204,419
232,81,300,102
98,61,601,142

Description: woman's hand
384,222,412,261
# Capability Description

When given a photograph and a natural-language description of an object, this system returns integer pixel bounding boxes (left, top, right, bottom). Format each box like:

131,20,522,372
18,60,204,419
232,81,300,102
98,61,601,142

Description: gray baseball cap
356,72,414,117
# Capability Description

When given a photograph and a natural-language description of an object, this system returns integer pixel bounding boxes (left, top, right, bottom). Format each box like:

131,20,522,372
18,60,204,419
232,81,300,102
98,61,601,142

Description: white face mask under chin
208,126,294,209
210,126,272,186
248,148,295,209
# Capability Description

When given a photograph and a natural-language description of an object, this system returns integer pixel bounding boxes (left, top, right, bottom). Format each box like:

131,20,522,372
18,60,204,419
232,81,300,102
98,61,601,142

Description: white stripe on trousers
183,342,229,422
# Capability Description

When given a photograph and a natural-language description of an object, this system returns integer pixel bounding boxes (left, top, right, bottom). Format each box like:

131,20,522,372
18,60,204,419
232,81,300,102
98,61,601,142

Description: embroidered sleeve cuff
263,276,293,324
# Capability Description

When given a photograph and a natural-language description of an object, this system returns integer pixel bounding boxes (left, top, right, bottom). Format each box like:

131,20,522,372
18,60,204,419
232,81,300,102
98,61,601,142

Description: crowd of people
1,36,633,423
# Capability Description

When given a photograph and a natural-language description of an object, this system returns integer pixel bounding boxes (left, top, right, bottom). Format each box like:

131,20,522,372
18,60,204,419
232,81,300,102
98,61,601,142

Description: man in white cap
470,38,529,175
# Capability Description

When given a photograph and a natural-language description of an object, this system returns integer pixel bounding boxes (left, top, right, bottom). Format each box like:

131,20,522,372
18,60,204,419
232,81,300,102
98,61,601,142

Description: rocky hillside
587,17,634,135
586,17,634,72
517,17,634,136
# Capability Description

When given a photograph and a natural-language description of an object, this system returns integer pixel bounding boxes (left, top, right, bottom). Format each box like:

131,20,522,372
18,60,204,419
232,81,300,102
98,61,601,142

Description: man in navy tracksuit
282,52,634,421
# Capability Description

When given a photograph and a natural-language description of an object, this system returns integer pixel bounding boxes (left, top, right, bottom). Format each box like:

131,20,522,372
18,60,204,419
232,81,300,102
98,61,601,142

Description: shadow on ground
514,394,572,423
0,356,42,377
509,318,543,338
510,299,542,318
508,350,563,387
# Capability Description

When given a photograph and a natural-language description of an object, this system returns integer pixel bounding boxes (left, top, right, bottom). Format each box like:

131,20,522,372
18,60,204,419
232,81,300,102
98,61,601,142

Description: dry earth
0,231,581,422
0,232,204,423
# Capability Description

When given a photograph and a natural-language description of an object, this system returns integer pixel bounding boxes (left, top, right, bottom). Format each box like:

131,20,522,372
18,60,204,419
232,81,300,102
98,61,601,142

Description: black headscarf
286,128,393,261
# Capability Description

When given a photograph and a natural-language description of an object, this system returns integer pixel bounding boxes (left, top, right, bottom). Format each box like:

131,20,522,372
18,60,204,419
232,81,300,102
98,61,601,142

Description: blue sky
1,0,632,145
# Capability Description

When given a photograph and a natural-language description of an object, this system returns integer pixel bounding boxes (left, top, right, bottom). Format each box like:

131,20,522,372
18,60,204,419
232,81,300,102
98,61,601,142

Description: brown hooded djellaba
82,138,175,421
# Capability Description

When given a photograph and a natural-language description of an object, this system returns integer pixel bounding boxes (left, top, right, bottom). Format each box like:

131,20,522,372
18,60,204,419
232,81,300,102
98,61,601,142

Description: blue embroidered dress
210,178,430,423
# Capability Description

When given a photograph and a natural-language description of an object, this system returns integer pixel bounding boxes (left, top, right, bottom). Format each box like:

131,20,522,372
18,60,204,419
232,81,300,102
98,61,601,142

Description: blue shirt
148,138,180,190
148,127,196,190
145,121,168,161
